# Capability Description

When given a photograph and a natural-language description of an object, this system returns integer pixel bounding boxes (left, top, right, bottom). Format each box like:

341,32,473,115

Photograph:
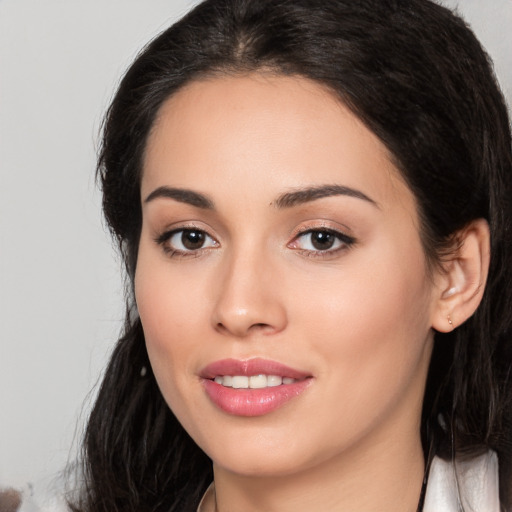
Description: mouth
212,374,301,388
200,357,311,380
200,358,313,416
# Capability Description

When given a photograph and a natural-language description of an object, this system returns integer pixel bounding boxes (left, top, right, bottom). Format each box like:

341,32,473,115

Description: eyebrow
144,186,214,209
144,183,378,210
273,184,379,209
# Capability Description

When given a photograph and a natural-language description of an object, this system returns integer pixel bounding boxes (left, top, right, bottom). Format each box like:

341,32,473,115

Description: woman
72,0,512,510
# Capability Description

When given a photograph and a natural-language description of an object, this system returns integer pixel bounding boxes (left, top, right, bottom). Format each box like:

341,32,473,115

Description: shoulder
0,481,70,512
423,451,500,512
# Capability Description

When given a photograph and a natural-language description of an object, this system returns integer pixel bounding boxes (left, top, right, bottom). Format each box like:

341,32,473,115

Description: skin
135,73,448,511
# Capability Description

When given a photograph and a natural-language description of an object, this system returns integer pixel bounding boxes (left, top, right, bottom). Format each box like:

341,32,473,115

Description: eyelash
154,226,356,259
290,227,356,258
155,226,218,258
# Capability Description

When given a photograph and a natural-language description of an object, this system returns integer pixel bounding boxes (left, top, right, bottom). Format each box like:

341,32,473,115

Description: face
136,73,439,478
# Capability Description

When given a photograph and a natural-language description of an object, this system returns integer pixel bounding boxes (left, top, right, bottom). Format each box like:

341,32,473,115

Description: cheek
134,249,203,411
296,237,433,407
135,241,209,348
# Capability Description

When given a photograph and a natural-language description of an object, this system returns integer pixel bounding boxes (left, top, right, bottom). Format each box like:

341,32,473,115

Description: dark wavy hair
72,1,512,510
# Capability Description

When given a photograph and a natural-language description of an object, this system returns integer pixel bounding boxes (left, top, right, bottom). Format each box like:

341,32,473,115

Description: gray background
1,0,511,490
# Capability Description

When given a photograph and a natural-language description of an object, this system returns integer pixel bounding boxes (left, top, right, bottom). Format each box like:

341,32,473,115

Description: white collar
423,451,500,512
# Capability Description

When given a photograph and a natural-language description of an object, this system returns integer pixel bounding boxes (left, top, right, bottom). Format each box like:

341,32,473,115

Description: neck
212,430,426,512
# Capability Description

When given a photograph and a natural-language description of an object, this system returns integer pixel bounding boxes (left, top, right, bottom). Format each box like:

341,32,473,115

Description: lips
200,358,313,416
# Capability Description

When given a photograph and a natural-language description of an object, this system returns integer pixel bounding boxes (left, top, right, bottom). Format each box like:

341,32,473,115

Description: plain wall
0,0,195,489
0,0,511,491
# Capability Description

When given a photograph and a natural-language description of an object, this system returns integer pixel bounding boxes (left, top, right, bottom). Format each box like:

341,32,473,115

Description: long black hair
72,1,512,510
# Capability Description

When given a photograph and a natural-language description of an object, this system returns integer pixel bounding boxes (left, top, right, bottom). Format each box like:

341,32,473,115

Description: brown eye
159,228,218,255
181,229,206,250
291,228,355,254
309,231,336,250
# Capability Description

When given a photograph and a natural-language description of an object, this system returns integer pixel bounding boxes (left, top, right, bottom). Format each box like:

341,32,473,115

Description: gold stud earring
447,314,453,327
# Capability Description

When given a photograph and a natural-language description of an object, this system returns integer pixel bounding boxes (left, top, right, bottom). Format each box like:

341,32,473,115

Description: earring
447,315,453,328
140,366,148,377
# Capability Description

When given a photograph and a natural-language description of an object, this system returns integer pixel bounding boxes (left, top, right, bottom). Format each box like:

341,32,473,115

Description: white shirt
423,451,500,512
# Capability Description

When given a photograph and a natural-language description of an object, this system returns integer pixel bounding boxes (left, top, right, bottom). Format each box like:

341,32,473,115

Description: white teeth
213,374,296,388
231,376,249,389
267,375,283,387
249,374,267,389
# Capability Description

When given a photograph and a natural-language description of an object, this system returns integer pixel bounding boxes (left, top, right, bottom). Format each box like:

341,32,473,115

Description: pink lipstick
200,358,312,416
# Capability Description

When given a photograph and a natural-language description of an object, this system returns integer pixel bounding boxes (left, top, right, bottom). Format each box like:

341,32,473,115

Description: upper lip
200,358,311,380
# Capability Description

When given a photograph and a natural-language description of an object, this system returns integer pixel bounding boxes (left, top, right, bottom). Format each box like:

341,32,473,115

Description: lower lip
202,378,312,416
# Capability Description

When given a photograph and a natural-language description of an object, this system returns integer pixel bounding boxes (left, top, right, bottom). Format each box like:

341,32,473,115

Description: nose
211,247,287,338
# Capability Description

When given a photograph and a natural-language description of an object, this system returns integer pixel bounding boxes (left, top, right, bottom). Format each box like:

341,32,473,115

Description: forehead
142,73,414,211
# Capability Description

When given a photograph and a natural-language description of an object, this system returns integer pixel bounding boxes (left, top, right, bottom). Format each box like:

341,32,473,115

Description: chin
198,426,335,479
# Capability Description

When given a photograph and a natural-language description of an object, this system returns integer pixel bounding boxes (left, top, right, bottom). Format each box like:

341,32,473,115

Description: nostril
212,298,288,337
215,321,274,337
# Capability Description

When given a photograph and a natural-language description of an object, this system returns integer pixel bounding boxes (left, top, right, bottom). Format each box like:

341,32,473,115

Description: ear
431,218,490,333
